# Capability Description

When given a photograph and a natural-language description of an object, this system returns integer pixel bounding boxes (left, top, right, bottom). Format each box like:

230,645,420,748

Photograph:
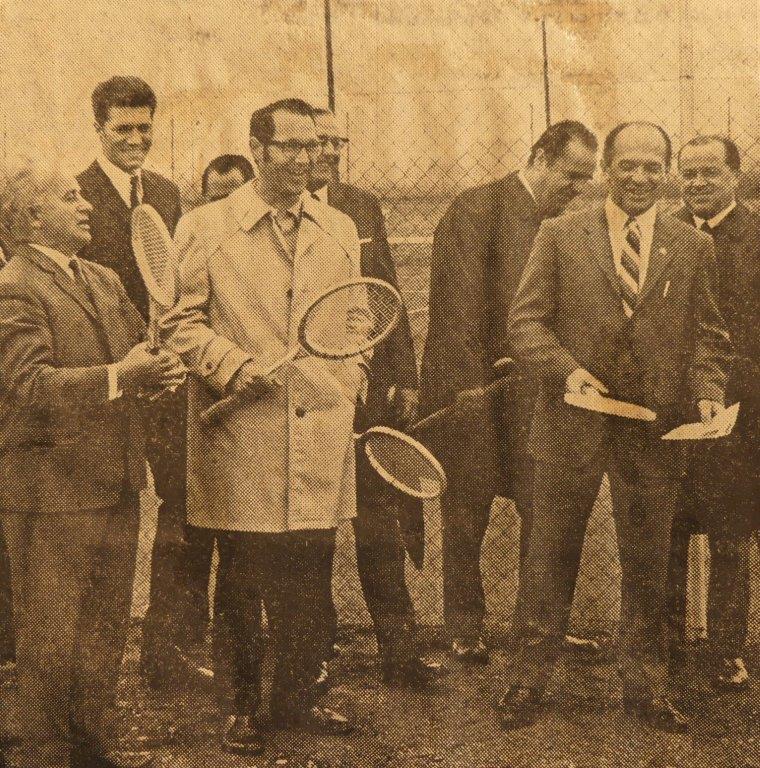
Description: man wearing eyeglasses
164,98,364,756
306,108,441,689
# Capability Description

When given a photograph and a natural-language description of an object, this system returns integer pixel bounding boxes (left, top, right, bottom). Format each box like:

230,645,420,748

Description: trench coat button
295,406,306,418
205,362,213,371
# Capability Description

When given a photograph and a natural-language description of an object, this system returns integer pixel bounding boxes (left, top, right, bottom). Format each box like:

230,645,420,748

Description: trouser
2,493,140,768
323,454,417,666
0,529,13,662
140,389,216,665
667,434,756,659
212,529,335,718
511,446,680,702
441,449,534,642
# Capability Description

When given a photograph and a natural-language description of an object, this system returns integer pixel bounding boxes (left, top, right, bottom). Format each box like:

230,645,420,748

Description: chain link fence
124,0,760,647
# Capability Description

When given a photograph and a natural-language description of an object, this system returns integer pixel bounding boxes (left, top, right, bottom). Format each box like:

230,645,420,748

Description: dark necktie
69,257,96,307
700,220,713,236
130,174,141,209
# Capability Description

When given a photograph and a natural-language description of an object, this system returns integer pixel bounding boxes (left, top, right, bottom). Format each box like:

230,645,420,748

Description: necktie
272,210,299,258
130,174,141,209
69,257,96,307
700,220,713,236
619,216,641,318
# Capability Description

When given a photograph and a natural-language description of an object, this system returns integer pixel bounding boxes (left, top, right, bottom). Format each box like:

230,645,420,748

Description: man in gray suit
498,122,731,733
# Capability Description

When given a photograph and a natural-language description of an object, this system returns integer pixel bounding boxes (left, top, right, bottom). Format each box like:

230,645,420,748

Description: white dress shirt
97,155,143,206
517,169,537,202
31,243,122,400
604,197,658,289
693,200,736,230
313,185,328,204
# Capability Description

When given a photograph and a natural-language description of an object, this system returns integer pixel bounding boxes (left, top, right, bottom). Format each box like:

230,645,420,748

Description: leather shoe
451,637,489,665
714,657,749,691
71,747,155,768
383,656,447,688
221,714,265,756
623,696,688,733
273,704,353,735
495,686,544,731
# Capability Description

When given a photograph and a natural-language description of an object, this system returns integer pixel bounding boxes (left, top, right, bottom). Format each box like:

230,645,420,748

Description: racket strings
302,282,401,358
363,430,446,499
132,207,176,307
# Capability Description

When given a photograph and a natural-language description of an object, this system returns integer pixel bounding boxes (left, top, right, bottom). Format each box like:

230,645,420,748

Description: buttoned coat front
162,182,363,532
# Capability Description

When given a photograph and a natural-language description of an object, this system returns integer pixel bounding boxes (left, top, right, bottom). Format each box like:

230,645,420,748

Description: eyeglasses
266,140,323,160
318,136,348,151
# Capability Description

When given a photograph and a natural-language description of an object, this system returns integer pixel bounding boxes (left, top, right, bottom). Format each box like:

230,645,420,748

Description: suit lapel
638,212,675,306
86,161,131,222
584,206,621,298
21,247,100,323
80,263,133,360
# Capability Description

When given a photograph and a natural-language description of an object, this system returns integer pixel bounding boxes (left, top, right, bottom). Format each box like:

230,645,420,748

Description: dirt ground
3,626,756,768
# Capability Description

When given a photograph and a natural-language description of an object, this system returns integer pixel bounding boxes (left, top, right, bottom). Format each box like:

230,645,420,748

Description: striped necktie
619,216,641,318
130,174,141,209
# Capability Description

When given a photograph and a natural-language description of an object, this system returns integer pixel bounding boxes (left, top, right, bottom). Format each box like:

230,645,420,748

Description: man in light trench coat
162,98,364,757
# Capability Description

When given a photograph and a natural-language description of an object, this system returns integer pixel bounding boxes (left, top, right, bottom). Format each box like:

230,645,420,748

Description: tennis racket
358,426,447,499
131,204,178,352
199,277,403,427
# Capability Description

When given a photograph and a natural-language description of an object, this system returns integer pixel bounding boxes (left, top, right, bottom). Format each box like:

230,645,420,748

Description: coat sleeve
366,202,418,389
687,238,732,404
0,287,110,416
161,219,252,394
419,196,489,412
507,221,580,390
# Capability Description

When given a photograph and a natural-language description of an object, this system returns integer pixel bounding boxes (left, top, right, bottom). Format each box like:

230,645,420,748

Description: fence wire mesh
103,0,760,644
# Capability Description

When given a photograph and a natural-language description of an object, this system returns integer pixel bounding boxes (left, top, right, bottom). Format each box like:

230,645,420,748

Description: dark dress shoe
451,637,490,665
495,686,544,731
272,704,353,735
221,714,265,756
714,657,749,691
71,747,155,768
383,656,447,688
623,696,688,733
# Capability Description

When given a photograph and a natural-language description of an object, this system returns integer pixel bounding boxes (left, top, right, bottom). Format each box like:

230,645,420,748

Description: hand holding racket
199,277,403,427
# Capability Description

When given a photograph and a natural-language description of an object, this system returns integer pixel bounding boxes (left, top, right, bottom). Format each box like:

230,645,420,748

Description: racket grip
410,373,512,433
147,302,160,354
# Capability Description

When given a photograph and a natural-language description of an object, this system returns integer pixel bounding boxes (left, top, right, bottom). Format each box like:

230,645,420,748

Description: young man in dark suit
307,108,440,687
76,76,207,689
498,122,731,733
419,121,598,663
0,160,184,768
669,135,760,690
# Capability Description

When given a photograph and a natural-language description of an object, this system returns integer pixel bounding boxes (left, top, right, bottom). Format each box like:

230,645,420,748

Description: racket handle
262,345,301,377
410,360,514,433
147,301,160,354
199,393,239,428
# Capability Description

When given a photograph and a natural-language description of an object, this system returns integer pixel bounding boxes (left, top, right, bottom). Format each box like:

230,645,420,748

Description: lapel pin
659,248,667,256
663,280,671,298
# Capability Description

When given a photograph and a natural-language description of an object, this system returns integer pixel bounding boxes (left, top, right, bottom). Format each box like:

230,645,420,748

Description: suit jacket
419,171,542,498
77,160,182,320
508,203,731,469
325,181,424,565
0,245,147,512
325,182,418,427
675,203,760,437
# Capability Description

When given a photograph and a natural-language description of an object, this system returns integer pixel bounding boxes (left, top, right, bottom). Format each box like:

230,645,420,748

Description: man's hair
91,76,157,126
0,159,58,243
528,120,598,165
201,154,254,195
677,134,741,173
602,121,673,169
249,98,315,144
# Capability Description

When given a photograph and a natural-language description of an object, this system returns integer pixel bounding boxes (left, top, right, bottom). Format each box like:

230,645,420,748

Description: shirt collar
30,243,76,277
230,181,317,232
314,185,329,204
605,196,657,231
517,169,536,202
97,155,142,202
694,200,736,230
